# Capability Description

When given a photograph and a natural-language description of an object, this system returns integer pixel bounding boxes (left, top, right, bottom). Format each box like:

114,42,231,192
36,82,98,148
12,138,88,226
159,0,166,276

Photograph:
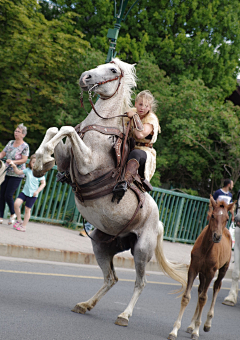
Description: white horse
222,192,240,306
33,58,188,326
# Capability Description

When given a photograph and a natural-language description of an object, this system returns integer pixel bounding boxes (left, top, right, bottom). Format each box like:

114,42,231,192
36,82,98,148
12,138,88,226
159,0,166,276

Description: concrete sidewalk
0,218,234,279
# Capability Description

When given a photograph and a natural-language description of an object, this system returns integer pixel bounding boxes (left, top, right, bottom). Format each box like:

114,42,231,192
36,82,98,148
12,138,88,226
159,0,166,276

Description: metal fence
3,165,231,244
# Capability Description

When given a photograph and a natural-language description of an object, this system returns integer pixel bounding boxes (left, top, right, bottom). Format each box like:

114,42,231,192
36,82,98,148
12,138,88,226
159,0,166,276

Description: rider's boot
112,159,139,203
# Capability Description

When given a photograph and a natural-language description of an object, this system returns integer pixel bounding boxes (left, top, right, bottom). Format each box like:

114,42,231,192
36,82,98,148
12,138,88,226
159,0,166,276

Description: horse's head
208,195,235,243
79,58,136,108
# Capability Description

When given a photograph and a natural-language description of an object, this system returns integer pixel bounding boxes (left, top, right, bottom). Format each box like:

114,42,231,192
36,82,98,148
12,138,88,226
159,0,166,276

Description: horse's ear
228,201,236,214
210,195,216,208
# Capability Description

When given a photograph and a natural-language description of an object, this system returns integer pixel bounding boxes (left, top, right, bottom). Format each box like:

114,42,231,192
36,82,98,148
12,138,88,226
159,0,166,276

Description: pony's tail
155,221,189,293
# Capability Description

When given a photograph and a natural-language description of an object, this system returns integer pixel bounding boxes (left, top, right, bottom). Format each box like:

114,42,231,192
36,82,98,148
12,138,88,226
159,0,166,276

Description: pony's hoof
187,327,193,333
71,304,87,314
33,160,55,177
222,299,235,307
191,334,199,340
168,334,176,340
203,325,210,332
115,316,128,327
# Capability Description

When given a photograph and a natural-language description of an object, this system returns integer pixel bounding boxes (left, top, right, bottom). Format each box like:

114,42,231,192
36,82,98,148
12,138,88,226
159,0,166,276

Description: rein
80,61,128,120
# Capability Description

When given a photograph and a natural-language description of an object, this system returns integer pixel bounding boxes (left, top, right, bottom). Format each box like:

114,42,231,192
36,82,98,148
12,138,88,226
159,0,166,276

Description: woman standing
0,124,30,225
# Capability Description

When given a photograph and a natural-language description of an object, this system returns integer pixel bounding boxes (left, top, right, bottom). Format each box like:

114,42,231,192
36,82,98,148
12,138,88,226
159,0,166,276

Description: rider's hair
28,154,36,169
135,90,157,113
223,178,232,187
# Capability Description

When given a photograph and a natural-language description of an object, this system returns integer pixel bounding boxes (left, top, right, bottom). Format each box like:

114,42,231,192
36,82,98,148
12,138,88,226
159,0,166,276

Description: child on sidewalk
9,154,46,232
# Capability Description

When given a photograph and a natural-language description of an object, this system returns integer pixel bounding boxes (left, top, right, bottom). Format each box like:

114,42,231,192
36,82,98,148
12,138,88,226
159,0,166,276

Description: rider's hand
127,110,136,118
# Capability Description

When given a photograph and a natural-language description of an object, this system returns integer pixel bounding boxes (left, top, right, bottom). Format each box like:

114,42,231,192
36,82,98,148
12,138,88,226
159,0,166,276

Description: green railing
3,165,231,244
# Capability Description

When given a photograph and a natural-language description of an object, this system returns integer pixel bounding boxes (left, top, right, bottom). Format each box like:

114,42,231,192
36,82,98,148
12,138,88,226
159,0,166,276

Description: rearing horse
168,195,235,340
33,58,188,327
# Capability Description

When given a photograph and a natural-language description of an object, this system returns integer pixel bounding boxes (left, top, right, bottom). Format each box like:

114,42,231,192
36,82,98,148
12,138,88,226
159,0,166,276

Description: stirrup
112,181,128,204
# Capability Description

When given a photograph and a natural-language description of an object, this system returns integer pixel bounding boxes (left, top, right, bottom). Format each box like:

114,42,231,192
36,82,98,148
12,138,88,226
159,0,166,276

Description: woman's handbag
0,160,7,185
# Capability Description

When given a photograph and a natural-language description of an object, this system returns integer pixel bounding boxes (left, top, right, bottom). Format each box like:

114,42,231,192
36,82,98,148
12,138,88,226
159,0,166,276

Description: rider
113,90,161,201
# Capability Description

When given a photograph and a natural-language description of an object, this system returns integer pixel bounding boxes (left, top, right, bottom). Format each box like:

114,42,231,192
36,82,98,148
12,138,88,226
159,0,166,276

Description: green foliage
1,0,240,198
0,0,89,151
134,55,240,196
39,0,240,96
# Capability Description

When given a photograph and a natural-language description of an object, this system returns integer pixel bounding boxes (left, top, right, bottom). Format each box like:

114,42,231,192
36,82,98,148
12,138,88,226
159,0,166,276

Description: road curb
0,243,233,279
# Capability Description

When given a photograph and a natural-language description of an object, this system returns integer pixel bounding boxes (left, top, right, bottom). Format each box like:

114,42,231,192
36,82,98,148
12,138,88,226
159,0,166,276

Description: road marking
0,269,234,290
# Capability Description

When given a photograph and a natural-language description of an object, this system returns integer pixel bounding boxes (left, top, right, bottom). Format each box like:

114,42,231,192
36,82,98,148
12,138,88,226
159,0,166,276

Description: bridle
80,61,128,120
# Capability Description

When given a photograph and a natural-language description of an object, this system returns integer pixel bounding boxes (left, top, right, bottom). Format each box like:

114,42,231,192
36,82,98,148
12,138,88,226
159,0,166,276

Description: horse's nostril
86,75,92,79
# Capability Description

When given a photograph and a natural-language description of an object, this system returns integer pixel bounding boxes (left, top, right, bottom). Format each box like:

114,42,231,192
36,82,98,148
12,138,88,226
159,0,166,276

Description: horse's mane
112,58,137,111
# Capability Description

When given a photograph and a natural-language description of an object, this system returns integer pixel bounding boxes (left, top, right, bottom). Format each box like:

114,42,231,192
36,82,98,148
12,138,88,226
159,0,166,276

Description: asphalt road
0,257,238,340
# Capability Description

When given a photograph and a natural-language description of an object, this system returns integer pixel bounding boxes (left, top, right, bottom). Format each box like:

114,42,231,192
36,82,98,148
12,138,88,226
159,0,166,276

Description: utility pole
105,0,140,63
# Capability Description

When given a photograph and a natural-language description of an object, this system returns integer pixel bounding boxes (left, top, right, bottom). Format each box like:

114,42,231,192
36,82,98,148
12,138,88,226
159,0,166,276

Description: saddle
56,123,152,207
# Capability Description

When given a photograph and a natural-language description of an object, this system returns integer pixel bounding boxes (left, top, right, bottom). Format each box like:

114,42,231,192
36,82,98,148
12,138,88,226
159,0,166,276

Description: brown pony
168,195,235,340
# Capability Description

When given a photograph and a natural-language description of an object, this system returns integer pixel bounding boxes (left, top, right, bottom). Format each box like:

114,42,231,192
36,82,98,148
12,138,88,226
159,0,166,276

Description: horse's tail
155,221,189,292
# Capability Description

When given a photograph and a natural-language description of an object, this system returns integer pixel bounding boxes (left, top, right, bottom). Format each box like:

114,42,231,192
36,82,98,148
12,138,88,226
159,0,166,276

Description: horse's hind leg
204,264,229,333
115,229,153,327
72,230,119,314
223,227,240,306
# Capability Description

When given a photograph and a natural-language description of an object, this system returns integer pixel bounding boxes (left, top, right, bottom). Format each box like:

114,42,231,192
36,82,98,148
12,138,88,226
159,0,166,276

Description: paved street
0,257,238,340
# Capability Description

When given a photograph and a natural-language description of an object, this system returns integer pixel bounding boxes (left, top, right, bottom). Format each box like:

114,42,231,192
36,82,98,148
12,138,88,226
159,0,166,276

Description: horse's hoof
71,304,87,314
33,160,55,177
187,327,193,333
203,325,210,332
115,316,128,327
222,299,235,307
168,334,176,340
191,334,199,340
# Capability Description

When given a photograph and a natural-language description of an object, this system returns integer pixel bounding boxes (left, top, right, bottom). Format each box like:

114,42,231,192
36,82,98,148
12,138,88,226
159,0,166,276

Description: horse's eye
110,68,117,73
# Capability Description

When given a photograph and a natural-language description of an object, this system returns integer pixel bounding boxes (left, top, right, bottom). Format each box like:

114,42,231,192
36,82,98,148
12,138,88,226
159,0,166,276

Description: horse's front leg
191,274,213,340
34,127,59,177
45,126,95,175
204,264,228,332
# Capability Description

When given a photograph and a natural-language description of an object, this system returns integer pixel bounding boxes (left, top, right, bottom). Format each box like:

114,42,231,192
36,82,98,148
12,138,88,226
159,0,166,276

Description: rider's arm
133,123,153,140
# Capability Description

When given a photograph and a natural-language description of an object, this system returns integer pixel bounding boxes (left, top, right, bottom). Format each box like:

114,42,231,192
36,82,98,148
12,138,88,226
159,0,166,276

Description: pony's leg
222,227,240,306
204,263,229,332
186,273,205,334
190,274,214,340
168,266,197,340
72,230,118,314
34,127,59,176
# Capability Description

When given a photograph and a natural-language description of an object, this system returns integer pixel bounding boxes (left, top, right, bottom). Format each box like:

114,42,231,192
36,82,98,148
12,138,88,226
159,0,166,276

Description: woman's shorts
18,192,37,209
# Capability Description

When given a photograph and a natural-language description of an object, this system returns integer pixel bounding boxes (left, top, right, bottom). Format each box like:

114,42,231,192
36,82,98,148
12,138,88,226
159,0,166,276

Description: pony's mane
112,58,137,111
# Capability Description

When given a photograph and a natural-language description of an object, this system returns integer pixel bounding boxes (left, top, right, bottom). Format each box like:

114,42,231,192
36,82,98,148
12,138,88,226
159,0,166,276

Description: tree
136,56,240,196
39,0,240,96
0,0,90,151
